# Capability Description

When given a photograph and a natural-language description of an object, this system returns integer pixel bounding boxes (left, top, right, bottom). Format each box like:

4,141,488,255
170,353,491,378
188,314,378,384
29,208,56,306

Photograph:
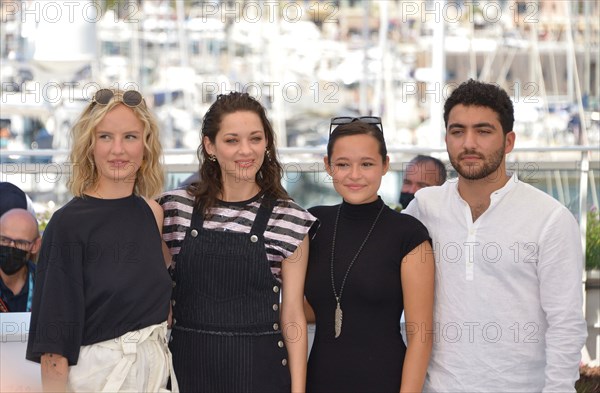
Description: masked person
0,208,40,313
398,155,446,209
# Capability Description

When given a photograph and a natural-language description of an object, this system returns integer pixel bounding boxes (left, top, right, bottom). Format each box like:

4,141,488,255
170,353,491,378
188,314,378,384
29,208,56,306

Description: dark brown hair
327,121,387,165
444,79,514,134
188,92,289,214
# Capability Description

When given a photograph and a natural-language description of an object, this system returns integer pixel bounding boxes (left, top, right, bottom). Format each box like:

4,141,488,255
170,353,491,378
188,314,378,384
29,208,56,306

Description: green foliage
587,209,600,270
36,201,57,235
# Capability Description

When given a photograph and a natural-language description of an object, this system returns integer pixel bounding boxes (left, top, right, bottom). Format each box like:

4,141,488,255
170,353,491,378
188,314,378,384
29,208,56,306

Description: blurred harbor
1,0,598,222
1,0,598,152
1,0,598,231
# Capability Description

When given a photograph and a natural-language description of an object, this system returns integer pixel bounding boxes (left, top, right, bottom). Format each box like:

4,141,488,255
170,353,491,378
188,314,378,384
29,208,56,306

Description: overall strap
189,203,206,230
250,194,276,236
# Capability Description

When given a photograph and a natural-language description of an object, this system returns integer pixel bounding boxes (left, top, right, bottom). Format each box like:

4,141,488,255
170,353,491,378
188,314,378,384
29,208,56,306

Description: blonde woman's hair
68,89,164,198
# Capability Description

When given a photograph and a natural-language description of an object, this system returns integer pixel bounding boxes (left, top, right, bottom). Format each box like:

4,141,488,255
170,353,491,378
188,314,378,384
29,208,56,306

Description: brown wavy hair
189,92,289,214
68,88,164,198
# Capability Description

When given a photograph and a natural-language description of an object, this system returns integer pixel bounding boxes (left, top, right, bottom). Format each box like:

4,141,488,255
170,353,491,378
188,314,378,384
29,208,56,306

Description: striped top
158,188,317,282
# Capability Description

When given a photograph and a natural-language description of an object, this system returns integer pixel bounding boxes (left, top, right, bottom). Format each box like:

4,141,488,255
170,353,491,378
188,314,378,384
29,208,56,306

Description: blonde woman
26,88,177,392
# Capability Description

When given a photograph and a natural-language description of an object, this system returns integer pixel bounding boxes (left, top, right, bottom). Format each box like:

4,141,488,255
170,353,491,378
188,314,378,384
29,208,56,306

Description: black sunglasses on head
91,88,145,108
329,116,383,135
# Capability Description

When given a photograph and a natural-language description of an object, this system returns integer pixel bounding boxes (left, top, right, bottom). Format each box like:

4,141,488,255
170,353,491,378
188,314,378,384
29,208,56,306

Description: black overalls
169,196,291,392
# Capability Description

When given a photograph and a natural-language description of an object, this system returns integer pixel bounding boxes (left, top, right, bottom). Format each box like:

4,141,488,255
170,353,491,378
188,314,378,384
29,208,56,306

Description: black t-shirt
305,197,430,392
26,194,171,366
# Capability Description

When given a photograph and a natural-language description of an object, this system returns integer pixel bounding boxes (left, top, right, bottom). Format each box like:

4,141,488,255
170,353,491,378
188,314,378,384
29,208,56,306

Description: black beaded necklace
330,202,385,338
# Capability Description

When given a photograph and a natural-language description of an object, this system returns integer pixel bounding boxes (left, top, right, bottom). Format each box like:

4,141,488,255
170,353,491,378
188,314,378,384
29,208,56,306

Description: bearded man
403,79,587,393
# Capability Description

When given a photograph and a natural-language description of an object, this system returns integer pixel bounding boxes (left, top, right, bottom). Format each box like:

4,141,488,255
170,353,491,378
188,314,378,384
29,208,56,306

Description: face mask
0,245,29,275
399,192,415,209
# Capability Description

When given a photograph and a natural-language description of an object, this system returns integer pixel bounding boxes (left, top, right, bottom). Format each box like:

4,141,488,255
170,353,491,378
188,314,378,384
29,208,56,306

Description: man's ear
504,131,515,155
31,236,42,256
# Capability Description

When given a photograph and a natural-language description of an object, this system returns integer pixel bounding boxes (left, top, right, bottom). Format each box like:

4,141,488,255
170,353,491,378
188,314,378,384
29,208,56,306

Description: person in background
159,92,316,392
403,79,587,392
0,182,36,218
305,117,434,392
0,208,40,313
398,155,446,209
26,88,177,392
0,120,13,149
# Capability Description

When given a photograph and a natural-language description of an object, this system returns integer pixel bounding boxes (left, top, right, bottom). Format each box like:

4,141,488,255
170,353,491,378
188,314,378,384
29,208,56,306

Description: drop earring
208,154,217,162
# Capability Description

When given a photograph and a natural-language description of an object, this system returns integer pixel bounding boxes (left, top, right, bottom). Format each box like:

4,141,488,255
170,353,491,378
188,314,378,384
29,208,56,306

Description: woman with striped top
158,92,316,392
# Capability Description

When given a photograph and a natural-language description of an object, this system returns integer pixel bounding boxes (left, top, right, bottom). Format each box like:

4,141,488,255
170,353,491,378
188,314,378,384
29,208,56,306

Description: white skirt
67,322,179,392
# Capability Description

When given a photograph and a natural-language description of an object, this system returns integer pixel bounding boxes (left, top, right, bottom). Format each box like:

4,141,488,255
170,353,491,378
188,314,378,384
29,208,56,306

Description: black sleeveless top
305,197,430,392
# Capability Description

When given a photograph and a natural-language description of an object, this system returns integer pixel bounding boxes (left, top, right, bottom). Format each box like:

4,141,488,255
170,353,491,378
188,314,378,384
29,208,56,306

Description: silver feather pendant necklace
330,202,385,338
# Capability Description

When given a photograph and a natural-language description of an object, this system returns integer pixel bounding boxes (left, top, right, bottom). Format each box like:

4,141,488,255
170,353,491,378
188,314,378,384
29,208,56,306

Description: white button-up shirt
404,173,587,392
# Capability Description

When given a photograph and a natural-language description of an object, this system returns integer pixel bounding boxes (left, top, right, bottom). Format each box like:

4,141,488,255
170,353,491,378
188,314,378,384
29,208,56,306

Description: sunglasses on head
329,116,383,135
91,88,145,108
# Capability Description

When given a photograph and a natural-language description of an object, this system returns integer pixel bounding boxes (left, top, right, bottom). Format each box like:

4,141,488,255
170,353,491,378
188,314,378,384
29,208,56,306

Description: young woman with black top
26,88,177,392
304,118,434,392
159,92,316,392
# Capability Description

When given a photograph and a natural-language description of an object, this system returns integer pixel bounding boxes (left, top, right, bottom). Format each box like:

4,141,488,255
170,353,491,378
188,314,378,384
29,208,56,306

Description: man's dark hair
0,182,28,217
409,155,447,185
443,79,514,134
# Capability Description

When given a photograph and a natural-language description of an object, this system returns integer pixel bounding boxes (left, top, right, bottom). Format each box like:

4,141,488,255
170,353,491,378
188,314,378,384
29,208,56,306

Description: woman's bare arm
399,241,435,393
41,353,69,392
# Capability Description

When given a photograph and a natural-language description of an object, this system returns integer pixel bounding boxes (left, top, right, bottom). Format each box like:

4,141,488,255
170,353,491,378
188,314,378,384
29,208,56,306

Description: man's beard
449,144,505,181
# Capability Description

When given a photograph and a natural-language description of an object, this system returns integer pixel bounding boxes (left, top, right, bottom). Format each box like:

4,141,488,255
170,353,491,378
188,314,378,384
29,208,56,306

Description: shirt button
250,234,258,243
190,229,198,237
173,318,177,325
277,340,284,348
169,335,173,342
273,323,279,331
272,304,279,311
172,300,176,306
172,281,176,288
281,359,287,366
273,286,280,293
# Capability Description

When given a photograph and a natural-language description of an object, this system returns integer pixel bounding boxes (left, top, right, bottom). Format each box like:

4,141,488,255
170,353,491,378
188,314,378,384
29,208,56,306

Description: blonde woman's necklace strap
330,202,384,338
